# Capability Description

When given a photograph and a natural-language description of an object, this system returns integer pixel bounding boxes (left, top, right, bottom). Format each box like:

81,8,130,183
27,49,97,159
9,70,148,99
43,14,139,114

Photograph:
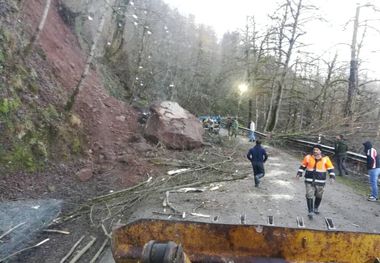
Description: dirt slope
22,0,152,187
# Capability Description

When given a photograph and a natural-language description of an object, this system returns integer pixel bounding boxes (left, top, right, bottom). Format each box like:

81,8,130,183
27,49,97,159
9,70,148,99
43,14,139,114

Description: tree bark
24,0,52,55
345,5,360,117
65,1,109,112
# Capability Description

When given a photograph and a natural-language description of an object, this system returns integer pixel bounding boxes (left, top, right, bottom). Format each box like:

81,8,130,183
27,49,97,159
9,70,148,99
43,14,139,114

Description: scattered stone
116,115,126,122
77,167,93,182
47,185,56,192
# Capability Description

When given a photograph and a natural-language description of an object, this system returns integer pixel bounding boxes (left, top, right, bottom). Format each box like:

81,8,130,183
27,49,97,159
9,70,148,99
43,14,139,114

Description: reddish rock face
144,101,204,150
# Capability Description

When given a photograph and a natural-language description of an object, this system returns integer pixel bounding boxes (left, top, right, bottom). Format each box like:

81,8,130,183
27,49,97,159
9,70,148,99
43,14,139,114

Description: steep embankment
24,0,155,184
1,0,154,201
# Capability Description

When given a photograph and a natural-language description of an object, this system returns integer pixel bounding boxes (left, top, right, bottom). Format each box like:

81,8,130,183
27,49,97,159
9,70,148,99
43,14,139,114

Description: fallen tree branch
0,238,49,262
101,224,111,239
89,205,95,226
60,235,85,263
0,222,26,240
148,158,193,167
190,212,210,218
68,236,97,263
88,177,153,203
89,239,108,263
164,191,181,214
159,174,249,193
43,229,70,235
152,211,183,217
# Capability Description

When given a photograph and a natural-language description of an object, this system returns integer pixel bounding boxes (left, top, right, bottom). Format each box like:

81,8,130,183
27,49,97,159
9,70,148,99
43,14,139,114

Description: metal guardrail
287,138,367,163
235,126,367,163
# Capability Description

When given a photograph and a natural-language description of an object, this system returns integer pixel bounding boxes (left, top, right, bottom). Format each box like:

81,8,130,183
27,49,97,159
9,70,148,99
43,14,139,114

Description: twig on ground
152,211,182,217
0,222,26,240
159,174,249,193
0,238,49,262
90,205,95,226
89,239,108,263
190,212,210,218
88,177,152,203
192,202,206,212
68,236,97,263
164,191,183,215
43,229,70,235
101,224,111,239
59,235,85,263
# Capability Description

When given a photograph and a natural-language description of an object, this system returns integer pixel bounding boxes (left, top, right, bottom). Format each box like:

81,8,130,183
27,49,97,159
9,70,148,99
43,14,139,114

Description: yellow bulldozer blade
112,219,380,263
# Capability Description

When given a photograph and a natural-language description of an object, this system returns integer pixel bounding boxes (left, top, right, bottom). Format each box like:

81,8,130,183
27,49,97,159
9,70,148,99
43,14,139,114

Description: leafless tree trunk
24,0,51,55
319,55,337,121
105,0,130,60
344,5,360,117
267,0,303,131
65,1,109,112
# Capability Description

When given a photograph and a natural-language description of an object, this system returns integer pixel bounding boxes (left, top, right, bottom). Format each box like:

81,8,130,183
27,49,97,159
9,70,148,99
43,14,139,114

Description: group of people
331,135,379,203
246,134,379,220
226,116,256,142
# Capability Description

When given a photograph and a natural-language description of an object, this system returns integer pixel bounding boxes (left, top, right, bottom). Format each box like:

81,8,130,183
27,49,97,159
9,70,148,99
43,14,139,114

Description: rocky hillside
1,0,154,201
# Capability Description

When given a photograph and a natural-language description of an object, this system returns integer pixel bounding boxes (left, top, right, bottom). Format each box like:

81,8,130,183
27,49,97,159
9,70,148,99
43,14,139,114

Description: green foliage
10,74,24,91
0,25,88,174
71,137,82,154
6,144,37,172
0,49,4,64
0,98,20,115
30,138,48,160
42,104,60,122
98,65,128,100
0,28,16,59
55,124,84,157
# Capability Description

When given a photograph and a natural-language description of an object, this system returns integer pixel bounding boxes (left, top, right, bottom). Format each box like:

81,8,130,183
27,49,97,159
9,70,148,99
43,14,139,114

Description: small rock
117,155,128,164
47,185,56,192
77,167,93,182
116,115,126,121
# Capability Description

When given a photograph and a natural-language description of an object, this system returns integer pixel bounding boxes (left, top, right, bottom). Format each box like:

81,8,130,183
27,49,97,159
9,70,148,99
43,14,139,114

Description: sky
163,0,380,78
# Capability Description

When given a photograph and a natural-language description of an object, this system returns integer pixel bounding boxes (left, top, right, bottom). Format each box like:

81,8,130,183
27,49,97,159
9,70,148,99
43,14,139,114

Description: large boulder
144,101,204,150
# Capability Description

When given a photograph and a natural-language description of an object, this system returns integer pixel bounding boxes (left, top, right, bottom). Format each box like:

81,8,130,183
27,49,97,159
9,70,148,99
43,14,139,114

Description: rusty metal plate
112,219,380,263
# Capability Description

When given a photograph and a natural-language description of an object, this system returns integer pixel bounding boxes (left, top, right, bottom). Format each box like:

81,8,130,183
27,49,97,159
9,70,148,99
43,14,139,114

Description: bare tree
65,0,110,112
24,0,51,55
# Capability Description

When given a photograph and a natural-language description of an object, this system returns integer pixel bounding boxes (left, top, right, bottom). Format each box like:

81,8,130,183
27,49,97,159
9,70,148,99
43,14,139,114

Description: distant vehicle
198,115,221,134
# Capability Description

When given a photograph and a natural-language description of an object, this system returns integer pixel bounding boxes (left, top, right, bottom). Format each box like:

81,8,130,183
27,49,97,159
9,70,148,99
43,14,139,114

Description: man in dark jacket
363,141,380,202
334,135,349,176
247,140,268,187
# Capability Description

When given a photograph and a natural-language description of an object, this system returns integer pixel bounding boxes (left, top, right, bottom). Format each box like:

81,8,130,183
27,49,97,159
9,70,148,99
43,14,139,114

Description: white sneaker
368,196,378,202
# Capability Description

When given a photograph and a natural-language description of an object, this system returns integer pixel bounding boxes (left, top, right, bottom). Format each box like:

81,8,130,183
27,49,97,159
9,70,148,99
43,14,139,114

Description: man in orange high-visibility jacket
296,144,335,219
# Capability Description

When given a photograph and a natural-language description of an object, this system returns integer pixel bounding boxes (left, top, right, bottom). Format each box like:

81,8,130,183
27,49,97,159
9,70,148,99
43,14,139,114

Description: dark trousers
335,156,348,176
252,162,265,186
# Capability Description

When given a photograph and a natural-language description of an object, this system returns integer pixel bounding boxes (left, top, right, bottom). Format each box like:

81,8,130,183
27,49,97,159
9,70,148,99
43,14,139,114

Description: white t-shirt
250,121,255,131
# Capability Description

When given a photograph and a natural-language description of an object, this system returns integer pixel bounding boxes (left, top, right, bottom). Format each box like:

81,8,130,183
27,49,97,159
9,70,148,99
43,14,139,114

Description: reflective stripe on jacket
298,155,335,185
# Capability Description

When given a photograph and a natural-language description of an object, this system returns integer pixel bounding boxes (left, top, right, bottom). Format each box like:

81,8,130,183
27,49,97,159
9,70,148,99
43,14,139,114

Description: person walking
334,135,349,176
296,144,335,219
248,120,256,142
363,141,380,202
247,140,268,187
226,116,232,139
231,118,239,138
